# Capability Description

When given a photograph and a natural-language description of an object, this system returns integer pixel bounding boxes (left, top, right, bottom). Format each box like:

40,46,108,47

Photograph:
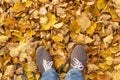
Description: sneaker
36,46,53,73
70,45,87,71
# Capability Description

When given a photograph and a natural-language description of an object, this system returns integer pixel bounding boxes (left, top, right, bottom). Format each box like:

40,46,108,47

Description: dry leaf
25,0,33,7
53,55,66,69
39,6,47,15
24,61,37,72
41,12,57,30
85,36,93,44
113,57,120,64
87,64,99,73
52,34,63,42
99,62,110,70
69,19,81,33
0,35,9,43
13,2,25,13
87,23,96,35
113,64,120,80
0,73,2,80
97,0,107,9
4,65,15,77
4,16,16,29
39,0,49,3
100,49,112,58
105,57,113,65
79,13,91,32
53,22,64,29
103,34,113,45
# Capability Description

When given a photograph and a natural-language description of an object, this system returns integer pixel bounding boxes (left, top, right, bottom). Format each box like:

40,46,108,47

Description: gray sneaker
36,46,53,73
70,45,87,70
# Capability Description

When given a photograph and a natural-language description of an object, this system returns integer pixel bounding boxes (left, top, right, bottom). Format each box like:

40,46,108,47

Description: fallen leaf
87,64,99,73
24,61,37,72
13,2,25,13
113,57,120,64
39,0,49,3
79,13,91,32
53,55,66,69
25,0,33,7
103,33,113,45
16,75,22,80
99,62,110,70
0,35,9,43
26,72,34,80
113,64,120,80
85,36,93,44
105,57,113,65
0,73,2,80
4,16,16,29
97,0,107,9
69,19,81,33
53,22,64,29
4,65,15,77
41,12,57,30
87,23,96,35
100,49,112,58
52,34,63,42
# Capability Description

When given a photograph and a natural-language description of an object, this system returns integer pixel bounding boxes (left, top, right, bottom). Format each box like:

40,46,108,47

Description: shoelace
43,59,53,71
71,58,84,70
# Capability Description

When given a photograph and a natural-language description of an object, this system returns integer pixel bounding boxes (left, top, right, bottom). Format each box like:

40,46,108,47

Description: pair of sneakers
36,45,87,74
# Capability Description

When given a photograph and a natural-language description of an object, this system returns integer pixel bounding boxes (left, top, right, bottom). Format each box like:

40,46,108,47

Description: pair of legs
36,45,87,80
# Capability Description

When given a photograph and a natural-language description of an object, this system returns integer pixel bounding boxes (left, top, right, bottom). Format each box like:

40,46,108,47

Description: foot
36,46,53,73
70,45,87,71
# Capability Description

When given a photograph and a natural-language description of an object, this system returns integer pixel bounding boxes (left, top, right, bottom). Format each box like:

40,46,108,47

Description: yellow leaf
87,23,96,35
4,65,15,77
39,0,49,3
97,0,107,9
100,49,112,58
69,19,81,33
53,55,66,69
70,32,78,40
26,72,34,80
41,12,57,30
0,73,2,80
109,9,120,22
0,35,9,42
24,61,37,72
103,33,113,45
16,75,22,80
12,30,25,44
79,13,91,32
99,62,110,70
4,16,16,29
25,0,33,7
105,57,113,65
13,2,25,13
35,73,40,80
85,36,93,44
26,29,35,37
52,34,63,42
109,45,119,54
53,22,64,29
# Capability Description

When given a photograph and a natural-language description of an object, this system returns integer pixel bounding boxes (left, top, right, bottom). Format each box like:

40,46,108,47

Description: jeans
41,68,83,80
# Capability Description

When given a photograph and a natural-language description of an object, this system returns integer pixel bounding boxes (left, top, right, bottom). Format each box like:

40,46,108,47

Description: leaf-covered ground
0,0,120,80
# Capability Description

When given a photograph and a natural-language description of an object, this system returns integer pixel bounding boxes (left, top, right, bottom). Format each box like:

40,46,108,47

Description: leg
36,46,59,80
41,68,59,80
64,69,83,80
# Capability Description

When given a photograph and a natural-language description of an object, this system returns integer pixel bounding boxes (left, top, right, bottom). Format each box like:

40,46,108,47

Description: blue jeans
41,68,83,80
